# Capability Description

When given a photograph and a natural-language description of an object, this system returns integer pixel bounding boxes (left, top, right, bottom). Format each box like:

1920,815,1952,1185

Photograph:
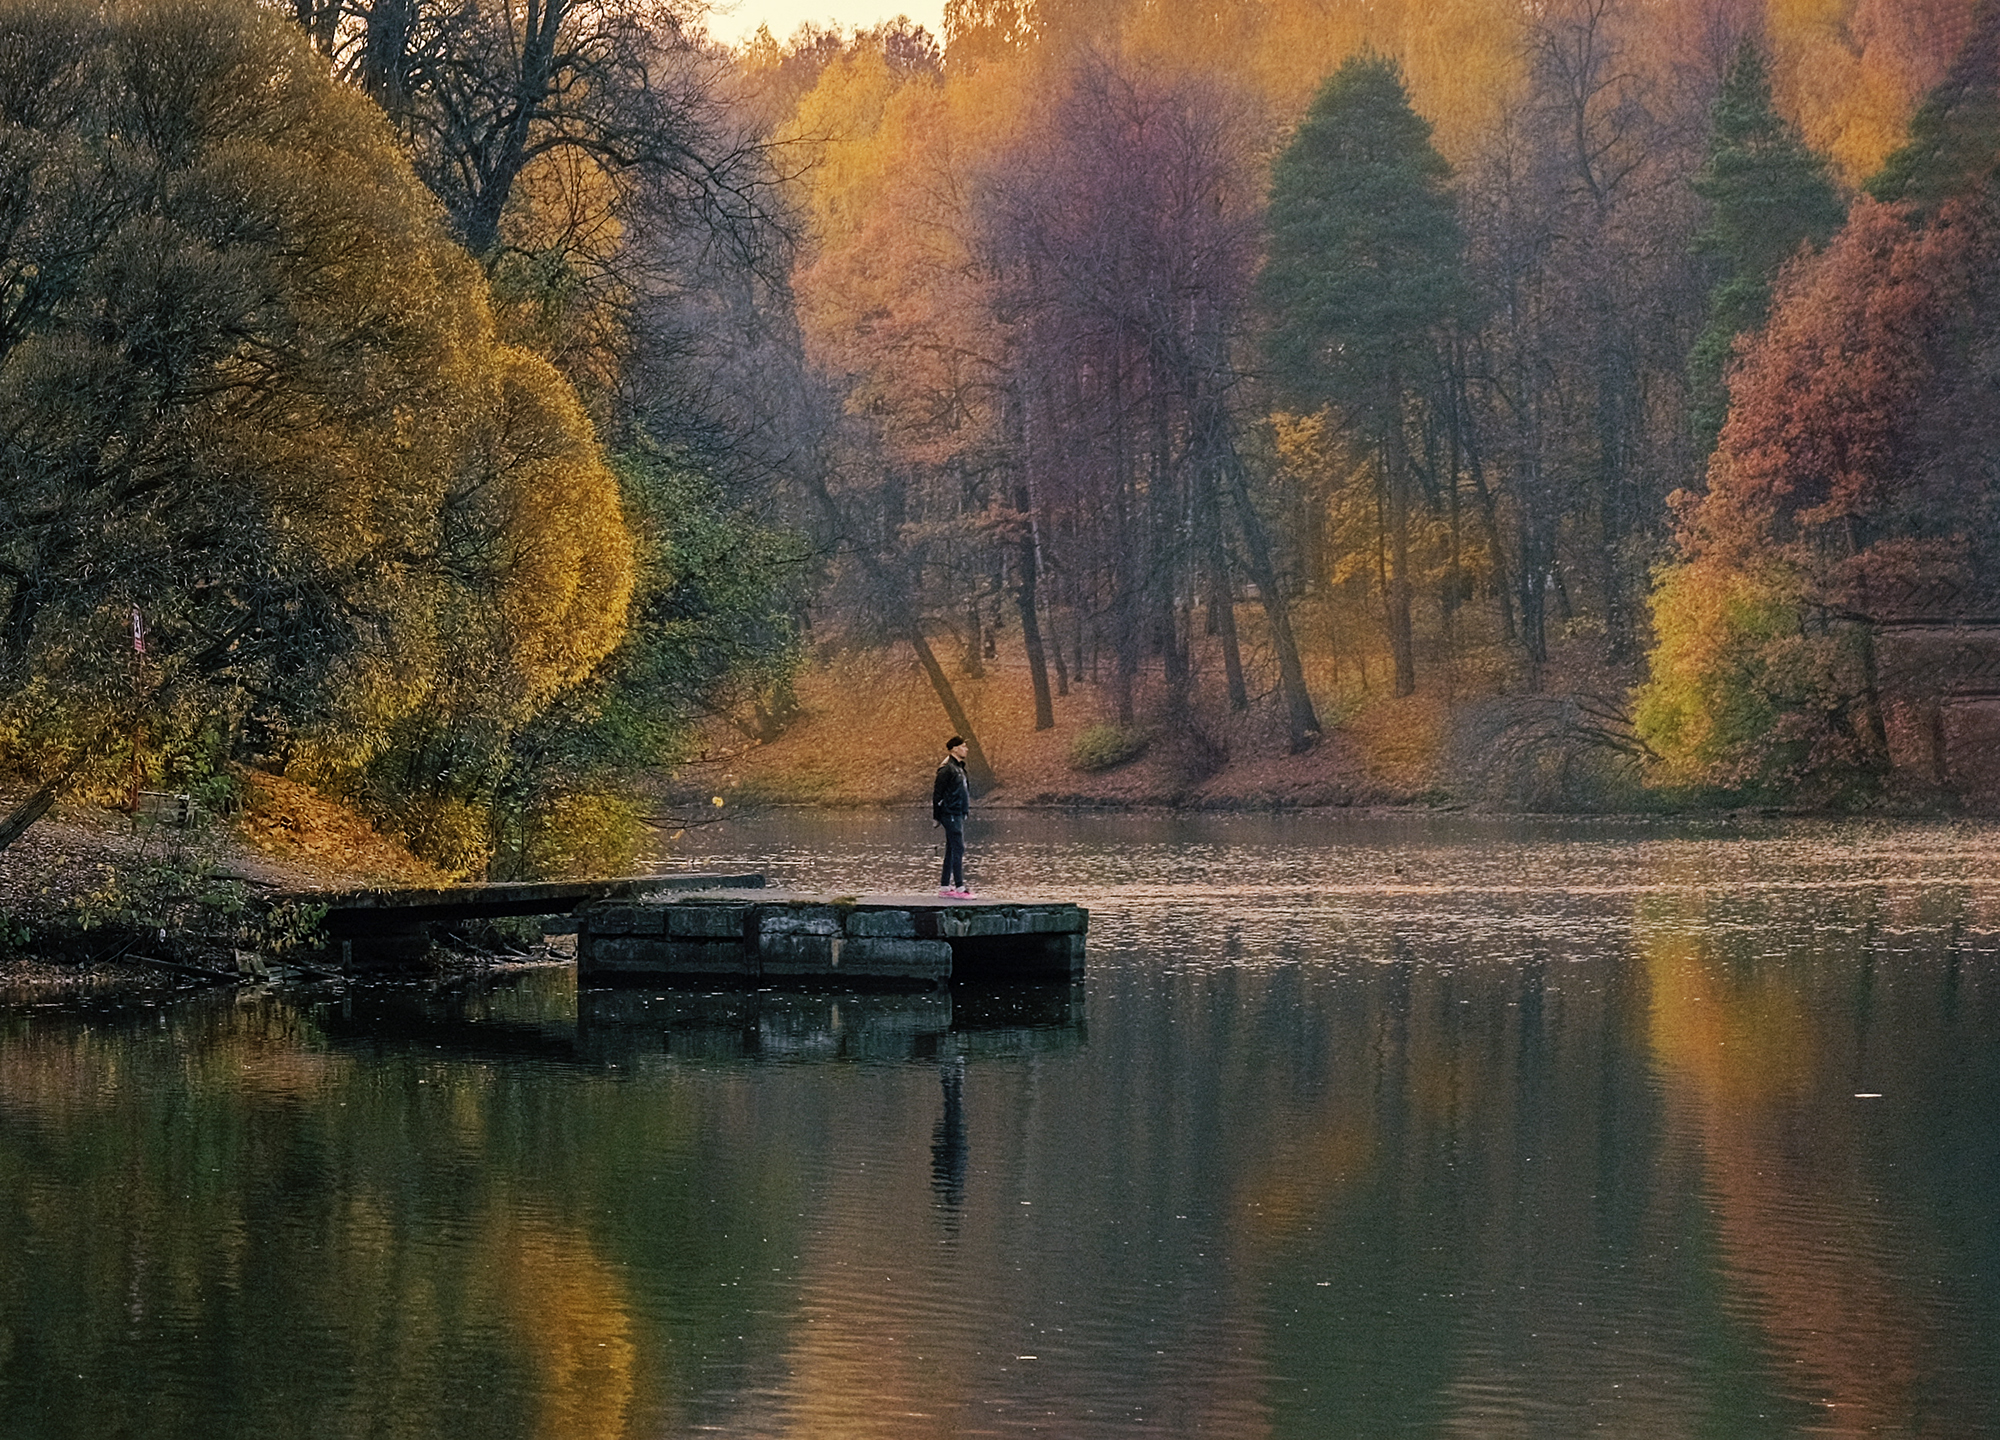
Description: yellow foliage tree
490,148,630,407
1765,0,1976,181
0,0,633,866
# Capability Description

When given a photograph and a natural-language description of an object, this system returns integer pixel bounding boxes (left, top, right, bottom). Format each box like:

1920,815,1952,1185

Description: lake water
3,811,1998,1438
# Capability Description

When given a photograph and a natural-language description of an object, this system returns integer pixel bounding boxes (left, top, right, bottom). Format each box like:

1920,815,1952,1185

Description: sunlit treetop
1867,0,2000,208
0,0,633,766
1766,0,1980,183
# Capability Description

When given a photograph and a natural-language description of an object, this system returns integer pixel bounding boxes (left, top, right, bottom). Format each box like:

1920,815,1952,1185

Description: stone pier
578,891,1087,987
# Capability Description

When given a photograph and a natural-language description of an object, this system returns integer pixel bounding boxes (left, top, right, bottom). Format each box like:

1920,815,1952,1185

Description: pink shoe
939,887,956,897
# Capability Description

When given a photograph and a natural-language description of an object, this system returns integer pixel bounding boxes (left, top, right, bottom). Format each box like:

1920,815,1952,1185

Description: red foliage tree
1640,189,2000,792
1691,197,1985,565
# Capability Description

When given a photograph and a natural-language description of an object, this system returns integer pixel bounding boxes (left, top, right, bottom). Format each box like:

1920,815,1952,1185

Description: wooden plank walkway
579,890,1088,988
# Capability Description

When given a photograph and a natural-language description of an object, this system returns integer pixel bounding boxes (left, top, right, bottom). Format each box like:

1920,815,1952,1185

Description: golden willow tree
0,0,632,868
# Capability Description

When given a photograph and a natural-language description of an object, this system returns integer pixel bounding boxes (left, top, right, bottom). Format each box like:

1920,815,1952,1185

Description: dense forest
4,0,2000,878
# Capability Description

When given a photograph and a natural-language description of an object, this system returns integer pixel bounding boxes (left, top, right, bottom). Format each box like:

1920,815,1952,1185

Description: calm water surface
3,812,1998,1438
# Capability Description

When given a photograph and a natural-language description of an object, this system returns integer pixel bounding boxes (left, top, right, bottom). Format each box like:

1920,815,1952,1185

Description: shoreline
675,793,1981,823
0,949,574,1016
7,785,1990,1010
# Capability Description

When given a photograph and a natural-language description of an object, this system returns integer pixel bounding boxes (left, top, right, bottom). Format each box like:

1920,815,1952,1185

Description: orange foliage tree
780,33,1013,785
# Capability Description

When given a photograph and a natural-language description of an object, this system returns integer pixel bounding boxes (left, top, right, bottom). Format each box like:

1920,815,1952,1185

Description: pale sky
702,0,947,48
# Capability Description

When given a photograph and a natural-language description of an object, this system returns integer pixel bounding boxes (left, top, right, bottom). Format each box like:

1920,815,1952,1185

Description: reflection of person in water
931,1053,968,1219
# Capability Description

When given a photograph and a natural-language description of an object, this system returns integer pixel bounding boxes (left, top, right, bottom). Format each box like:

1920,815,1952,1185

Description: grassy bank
660,642,1653,814
0,776,457,1004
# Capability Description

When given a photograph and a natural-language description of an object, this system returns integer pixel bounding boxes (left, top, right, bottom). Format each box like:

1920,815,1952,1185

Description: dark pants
938,818,965,889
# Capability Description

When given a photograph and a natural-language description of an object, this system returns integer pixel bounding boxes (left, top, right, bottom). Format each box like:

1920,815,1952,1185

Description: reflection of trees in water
1644,906,1986,1437
0,995,746,1437
5,897,1998,1437
1180,911,1990,1436
484,1213,637,1440
1198,952,1719,1436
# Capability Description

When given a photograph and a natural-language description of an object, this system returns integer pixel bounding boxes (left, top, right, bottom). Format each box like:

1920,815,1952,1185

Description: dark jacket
932,756,970,824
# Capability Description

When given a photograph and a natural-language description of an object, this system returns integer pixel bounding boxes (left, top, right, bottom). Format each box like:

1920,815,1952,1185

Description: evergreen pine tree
1259,54,1465,412
1687,40,1845,455
1258,54,1466,695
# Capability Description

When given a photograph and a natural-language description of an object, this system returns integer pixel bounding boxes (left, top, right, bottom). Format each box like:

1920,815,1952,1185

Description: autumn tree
980,56,1316,748
1638,4,2000,796
1635,195,1997,793
278,0,783,415
1450,0,1713,684
283,0,736,257
781,35,1013,788
0,0,632,868
1763,0,1977,184
1260,53,1470,697
1866,0,2000,208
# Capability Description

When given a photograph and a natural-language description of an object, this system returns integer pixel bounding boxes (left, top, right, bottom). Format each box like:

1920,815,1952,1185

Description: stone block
668,903,751,938
840,938,952,980
584,903,665,937
757,906,842,938
759,932,840,978
581,935,666,974
1045,931,1086,974
1024,906,1086,934
660,940,754,977
960,910,1023,937
845,908,916,939
580,935,752,979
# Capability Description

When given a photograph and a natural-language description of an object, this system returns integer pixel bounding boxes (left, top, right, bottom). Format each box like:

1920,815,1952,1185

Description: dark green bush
1067,724,1150,773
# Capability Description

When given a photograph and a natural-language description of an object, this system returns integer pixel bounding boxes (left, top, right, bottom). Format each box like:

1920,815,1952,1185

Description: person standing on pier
933,735,973,897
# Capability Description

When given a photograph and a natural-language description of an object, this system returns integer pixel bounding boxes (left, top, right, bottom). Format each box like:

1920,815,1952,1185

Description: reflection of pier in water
312,981,1085,1069
574,983,1085,1065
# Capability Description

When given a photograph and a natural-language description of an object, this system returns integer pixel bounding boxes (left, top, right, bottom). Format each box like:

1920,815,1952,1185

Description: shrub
1067,724,1150,773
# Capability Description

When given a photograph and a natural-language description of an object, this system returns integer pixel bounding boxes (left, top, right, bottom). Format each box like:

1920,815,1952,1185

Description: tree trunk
906,619,997,794
0,776,64,854
1016,491,1056,730
1195,454,1249,711
0,747,93,854
1925,696,1949,787
1466,439,1516,644
1209,543,1248,711
961,600,984,678
1516,459,1551,691
1216,437,1320,750
1381,411,1417,697
1013,389,1058,729
1050,594,1071,696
